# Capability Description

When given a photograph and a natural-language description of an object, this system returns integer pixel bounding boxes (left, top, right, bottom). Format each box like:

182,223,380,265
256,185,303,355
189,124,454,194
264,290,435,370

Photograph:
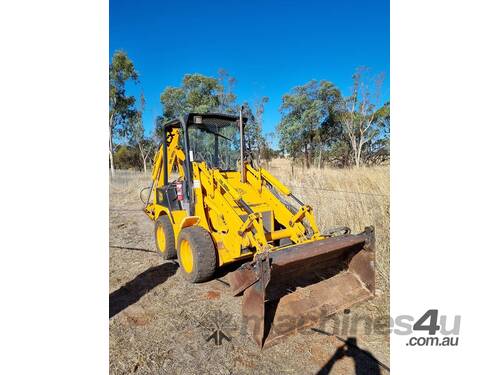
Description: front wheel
154,215,176,260
177,226,217,283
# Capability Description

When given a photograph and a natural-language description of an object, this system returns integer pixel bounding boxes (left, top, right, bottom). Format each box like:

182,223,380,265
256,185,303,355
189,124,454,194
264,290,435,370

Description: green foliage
242,97,269,164
130,93,146,144
277,70,389,168
363,101,390,164
216,69,238,114
114,145,142,169
260,140,280,162
109,50,139,139
155,72,274,168
157,72,239,137
109,65,389,171
277,80,342,167
128,92,157,172
337,68,388,166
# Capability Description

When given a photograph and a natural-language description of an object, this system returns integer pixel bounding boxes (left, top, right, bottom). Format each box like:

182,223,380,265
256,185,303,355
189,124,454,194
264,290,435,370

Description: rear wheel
177,226,217,283
154,215,176,260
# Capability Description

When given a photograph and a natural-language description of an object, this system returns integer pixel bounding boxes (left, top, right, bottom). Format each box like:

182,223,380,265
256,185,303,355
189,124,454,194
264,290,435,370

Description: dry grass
266,158,390,297
109,169,151,206
109,161,390,374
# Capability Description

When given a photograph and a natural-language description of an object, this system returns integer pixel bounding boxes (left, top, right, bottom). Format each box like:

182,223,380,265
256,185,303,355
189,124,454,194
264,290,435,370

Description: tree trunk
137,143,148,176
348,132,360,168
355,138,364,168
354,146,361,168
109,129,115,178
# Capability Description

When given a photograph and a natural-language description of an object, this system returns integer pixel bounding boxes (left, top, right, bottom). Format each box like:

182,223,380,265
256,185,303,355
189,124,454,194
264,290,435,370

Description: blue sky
110,0,389,139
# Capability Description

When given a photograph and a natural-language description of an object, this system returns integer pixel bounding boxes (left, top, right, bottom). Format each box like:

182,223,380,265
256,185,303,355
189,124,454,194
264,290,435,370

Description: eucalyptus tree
339,67,386,167
242,96,269,165
277,80,342,168
109,50,139,177
130,93,155,175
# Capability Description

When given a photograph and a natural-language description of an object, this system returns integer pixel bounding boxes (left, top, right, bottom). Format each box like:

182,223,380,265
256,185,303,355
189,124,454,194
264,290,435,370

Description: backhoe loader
144,112,375,347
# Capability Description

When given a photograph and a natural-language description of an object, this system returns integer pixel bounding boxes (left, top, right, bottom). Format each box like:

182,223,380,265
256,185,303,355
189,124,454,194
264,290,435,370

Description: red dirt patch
206,290,221,300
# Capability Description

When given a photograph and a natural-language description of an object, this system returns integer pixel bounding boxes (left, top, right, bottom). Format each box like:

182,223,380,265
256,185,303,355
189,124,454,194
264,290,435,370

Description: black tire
154,215,176,260
177,226,217,283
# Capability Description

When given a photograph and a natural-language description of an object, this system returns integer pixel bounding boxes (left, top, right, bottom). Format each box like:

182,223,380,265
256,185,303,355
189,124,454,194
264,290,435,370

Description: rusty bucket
228,226,376,348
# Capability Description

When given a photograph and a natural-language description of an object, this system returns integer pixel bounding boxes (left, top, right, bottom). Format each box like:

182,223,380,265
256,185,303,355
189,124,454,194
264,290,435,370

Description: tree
216,69,237,113
157,72,238,137
275,73,389,168
260,132,278,164
339,67,386,167
109,50,139,177
362,101,390,165
131,93,155,175
157,73,220,137
277,80,342,168
114,145,141,170
242,96,269,165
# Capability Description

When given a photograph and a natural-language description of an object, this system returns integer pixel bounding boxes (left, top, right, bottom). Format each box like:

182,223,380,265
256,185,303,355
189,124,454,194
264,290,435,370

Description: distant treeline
109,51,389,173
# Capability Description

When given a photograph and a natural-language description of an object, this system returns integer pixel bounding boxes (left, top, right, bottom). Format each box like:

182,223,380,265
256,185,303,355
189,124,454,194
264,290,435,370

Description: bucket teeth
242,280,267,347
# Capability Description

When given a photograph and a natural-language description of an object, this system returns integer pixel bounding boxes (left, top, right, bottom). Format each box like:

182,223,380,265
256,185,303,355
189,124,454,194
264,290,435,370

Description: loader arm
245,164,322,242
194,162,270,255
193,160,324,260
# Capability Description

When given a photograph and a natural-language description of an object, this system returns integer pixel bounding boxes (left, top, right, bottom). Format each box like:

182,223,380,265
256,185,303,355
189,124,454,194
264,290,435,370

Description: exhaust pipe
239,107,247,183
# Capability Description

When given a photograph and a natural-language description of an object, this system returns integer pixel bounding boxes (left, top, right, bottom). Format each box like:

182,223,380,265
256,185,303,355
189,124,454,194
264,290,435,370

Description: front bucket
228,226,375,348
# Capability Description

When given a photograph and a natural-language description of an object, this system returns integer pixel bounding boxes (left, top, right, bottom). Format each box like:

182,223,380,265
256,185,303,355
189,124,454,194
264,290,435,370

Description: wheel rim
179,239,194,273
156,225,166,253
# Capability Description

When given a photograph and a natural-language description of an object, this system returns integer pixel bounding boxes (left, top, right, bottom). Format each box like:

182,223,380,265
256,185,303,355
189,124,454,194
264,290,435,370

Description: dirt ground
109,169,390,374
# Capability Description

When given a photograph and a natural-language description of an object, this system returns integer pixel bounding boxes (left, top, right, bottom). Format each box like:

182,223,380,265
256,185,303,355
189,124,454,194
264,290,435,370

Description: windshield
188,123,241,170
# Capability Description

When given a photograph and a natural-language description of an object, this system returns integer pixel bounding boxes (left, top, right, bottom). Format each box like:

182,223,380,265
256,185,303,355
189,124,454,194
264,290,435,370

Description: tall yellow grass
265,159,390,298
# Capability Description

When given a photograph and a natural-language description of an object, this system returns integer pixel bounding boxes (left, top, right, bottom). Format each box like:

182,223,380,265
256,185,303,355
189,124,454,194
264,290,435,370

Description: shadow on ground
109,262,178,318
316,337,389,375
109,245,157,254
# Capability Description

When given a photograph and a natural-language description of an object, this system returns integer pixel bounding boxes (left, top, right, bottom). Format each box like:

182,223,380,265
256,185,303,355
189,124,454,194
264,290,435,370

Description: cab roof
164,112,248,130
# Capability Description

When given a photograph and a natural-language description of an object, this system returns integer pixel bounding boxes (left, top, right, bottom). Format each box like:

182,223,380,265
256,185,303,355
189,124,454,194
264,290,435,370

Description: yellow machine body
146,145,321,266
